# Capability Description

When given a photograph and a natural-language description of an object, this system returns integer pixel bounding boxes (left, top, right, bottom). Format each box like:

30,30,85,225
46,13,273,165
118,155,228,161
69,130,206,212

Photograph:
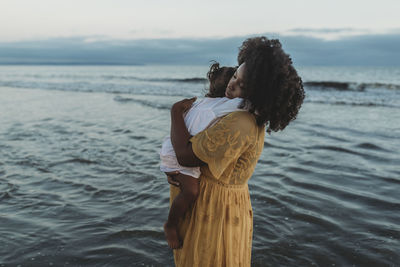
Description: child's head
205,62,237,98
225,63,246,99
236,36,305,132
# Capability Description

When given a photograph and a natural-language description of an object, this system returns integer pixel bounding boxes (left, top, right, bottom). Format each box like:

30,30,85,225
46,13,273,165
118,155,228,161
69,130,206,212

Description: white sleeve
212,97,243,117
160,135,175,157
186,109,216,135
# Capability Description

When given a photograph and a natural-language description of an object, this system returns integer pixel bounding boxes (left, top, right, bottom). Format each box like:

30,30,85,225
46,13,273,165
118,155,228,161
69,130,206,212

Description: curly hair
237,36,305,132
205,62,237,98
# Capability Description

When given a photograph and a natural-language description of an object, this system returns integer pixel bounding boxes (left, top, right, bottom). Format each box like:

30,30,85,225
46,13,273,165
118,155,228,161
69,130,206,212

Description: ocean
0,65,399,266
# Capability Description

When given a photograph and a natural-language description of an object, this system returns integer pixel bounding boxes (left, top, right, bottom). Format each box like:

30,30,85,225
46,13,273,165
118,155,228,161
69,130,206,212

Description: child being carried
160,62,245,249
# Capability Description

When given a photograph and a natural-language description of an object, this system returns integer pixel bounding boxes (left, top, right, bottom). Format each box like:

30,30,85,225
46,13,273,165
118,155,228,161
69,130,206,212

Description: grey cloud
288,28,359,33
0,33,399,66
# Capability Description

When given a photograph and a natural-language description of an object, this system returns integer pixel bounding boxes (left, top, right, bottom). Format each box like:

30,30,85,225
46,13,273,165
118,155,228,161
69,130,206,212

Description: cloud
284,27,373,41
288,28,360,33
0,33,399,66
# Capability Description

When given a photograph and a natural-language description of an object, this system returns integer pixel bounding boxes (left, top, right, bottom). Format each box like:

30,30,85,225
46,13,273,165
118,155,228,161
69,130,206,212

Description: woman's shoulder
220,111,259,132
226,110,257,123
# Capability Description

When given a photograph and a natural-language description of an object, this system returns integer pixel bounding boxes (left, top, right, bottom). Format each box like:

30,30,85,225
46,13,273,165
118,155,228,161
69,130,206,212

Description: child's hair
237,36,305,132
205,62,237,98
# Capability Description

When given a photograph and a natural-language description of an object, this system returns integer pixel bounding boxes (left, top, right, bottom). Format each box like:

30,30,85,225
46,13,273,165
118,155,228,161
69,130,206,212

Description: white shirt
160,97,242,178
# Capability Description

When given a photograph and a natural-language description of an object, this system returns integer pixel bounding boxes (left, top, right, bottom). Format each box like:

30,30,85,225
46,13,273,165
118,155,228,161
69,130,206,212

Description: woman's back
171,111,265,267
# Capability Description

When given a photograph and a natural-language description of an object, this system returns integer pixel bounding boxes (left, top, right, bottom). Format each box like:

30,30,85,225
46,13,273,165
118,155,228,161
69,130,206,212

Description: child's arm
170,98,205,167
165,171,180,187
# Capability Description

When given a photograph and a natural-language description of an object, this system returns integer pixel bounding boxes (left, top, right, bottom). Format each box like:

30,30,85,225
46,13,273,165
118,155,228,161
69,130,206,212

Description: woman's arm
170,98,205,167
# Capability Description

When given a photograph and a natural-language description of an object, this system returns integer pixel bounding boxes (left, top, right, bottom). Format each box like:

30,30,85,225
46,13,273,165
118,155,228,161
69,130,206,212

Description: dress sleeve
189,111,256,179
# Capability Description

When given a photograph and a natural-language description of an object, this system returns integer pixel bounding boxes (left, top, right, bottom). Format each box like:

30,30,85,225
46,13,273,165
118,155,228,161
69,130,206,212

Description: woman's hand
171,97,197,114
165,171,180,187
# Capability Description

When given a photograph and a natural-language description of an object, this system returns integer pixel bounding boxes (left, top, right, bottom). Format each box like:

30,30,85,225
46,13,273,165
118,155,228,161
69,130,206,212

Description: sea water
0,65,399,266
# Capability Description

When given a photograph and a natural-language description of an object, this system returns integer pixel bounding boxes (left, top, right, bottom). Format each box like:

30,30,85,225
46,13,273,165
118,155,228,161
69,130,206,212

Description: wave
304,81,400,91
0,73,207,83
355,142,388,152
4,79,399,96
1,78,398,108
101,75,207,83
47,158,98,167
113,95,171,110
307,100,399,108
0,80,193,97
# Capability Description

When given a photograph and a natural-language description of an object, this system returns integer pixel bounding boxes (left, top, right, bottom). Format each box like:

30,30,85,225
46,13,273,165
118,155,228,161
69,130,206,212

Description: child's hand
171,97,197,114
165,171,180,187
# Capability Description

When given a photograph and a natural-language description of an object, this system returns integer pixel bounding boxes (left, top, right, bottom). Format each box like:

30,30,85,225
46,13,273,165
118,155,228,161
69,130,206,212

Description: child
161,63,244,249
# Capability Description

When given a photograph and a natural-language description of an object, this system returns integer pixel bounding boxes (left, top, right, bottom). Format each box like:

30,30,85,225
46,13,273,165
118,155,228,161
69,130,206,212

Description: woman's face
225,63,246,99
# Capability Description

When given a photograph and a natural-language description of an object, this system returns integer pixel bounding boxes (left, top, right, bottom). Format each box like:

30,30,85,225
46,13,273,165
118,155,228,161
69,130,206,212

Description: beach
0,65,399,266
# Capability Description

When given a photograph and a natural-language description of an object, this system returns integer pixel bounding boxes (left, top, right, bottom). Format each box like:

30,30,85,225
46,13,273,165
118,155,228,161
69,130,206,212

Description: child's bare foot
163,222,182,249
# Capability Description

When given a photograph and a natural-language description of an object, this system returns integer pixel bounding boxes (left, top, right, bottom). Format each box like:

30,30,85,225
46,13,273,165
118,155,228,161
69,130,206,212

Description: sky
1,0,399,41
1,0,399,66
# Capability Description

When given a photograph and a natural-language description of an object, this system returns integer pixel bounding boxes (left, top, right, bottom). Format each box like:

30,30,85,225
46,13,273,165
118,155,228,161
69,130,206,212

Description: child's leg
164,173,199,249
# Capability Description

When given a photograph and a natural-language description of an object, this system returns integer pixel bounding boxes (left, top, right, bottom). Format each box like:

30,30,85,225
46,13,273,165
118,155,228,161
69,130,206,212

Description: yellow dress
170,111,265,267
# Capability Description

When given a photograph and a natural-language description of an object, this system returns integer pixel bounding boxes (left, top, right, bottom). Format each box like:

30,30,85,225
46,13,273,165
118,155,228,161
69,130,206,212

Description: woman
167,36,305,266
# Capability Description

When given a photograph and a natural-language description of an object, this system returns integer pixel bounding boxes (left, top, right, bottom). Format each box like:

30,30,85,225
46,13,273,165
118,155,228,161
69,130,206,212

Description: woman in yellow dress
166,36,305,266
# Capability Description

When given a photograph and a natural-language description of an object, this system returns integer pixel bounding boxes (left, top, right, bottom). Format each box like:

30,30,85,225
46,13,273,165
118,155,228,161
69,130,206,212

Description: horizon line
1,28,400,44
